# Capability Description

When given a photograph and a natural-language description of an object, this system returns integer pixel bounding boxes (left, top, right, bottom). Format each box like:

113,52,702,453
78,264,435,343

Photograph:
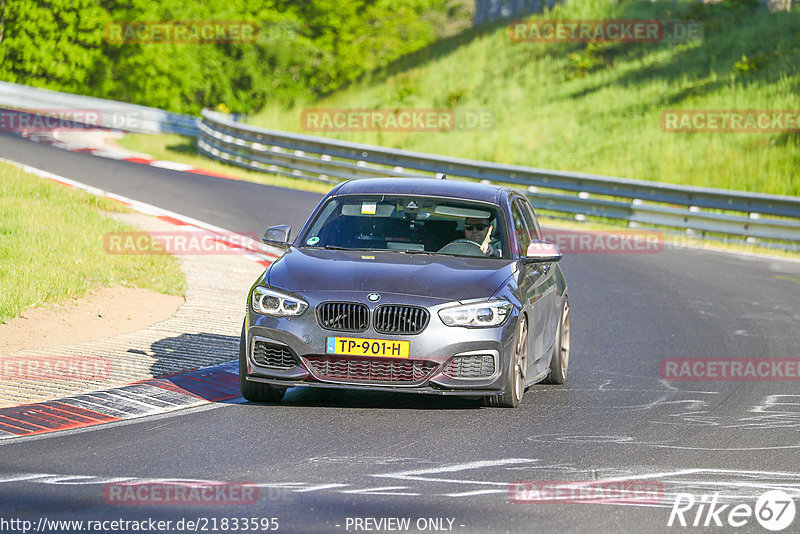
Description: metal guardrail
199,109,800,244
0,81,199,136
2,77,796,245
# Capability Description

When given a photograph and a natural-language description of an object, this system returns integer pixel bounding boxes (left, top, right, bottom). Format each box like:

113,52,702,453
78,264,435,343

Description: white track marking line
149,160,195,171
374,458,538,486
341,486,418,496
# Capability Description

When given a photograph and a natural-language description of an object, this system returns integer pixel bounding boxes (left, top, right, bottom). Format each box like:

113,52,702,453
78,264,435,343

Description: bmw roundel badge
368,293,381,302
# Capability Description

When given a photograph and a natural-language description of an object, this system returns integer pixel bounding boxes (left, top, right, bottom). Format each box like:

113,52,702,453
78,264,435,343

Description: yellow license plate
326,337,410,358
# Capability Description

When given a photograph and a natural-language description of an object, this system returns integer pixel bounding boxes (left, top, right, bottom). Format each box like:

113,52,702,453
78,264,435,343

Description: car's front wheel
485,314,527,408
239,322,286,403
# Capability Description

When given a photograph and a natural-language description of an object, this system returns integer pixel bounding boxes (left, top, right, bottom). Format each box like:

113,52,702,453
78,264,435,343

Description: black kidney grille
373,305,429,334
317,302,369,332
252,341,297,370
304,355,438,383
444,354,496,378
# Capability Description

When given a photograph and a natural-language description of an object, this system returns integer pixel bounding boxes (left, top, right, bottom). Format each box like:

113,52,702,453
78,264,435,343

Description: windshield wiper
399,249,432,255
322,245,354,250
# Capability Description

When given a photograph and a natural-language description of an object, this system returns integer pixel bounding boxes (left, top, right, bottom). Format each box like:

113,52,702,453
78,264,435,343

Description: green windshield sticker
306,236,320,246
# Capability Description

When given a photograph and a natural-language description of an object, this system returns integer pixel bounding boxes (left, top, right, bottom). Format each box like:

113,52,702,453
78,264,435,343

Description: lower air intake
252,341,297,370
304,355,438,383
443,354,496,378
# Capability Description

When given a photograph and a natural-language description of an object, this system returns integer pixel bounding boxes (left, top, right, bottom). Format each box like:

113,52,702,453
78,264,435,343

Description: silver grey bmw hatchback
240,178,569,407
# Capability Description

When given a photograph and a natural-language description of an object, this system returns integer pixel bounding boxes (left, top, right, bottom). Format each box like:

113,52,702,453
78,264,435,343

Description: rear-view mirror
523,240,563,262
262,225,291,249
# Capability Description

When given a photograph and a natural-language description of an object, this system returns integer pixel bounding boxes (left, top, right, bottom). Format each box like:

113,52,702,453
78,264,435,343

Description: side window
518,197,542,240
511,199,533,255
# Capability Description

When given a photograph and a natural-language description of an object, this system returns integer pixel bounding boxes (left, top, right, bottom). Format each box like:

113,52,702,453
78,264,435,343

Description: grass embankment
121,1,799,196
0,162,185,323
245,0,799,196
112,1,798,257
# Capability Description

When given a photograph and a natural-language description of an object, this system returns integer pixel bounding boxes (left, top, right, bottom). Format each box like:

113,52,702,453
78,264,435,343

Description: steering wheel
438,239,485,256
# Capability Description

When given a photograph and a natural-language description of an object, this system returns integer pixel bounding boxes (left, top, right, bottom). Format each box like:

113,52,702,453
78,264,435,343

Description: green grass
117,133,334,194
0,162,186,323
247,0,800,196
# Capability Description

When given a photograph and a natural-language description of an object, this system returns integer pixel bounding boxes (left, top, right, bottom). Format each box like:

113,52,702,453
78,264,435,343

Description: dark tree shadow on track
134,332,238,379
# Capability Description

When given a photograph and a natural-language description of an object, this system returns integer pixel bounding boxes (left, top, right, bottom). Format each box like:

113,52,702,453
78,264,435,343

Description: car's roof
332,178,508,204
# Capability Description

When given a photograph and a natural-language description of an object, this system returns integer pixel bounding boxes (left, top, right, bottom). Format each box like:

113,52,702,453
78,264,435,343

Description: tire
485,314,528,408
545,298,570,385
239,322,286,403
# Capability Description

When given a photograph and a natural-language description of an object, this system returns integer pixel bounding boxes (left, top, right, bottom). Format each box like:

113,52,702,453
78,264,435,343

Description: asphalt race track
2,132,800,533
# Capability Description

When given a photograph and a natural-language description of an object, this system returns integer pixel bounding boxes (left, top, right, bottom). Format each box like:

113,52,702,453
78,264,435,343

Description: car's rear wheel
239,322,286,403
545,298,570,384
485,314,527,408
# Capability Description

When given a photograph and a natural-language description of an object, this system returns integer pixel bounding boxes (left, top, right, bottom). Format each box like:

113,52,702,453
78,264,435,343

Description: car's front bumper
245,375,506,396
244,291,518,394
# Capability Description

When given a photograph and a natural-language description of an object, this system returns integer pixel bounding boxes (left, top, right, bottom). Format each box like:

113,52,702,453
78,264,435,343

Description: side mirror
523,240,563,263
262,225,291,249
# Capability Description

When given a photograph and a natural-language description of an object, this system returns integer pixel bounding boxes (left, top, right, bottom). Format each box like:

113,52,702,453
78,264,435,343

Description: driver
463,217,500,257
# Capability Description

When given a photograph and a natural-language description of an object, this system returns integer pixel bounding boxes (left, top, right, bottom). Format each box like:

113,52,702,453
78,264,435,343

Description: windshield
299,194,508,258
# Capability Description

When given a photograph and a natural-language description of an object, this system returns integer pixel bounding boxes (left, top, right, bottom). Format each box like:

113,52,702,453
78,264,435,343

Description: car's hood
267,248,514,301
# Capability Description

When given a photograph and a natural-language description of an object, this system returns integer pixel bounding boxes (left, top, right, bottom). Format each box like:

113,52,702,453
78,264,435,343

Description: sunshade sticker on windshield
434,205,492,218
341,203,393,217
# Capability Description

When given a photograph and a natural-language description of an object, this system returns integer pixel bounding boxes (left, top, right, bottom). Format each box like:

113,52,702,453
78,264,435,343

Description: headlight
251,286,308,317
438,300,513,328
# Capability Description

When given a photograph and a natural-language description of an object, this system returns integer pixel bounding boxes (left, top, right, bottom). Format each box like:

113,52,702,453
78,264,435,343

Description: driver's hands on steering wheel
439,219,499,256
479,225,493,255
442,224,497,256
